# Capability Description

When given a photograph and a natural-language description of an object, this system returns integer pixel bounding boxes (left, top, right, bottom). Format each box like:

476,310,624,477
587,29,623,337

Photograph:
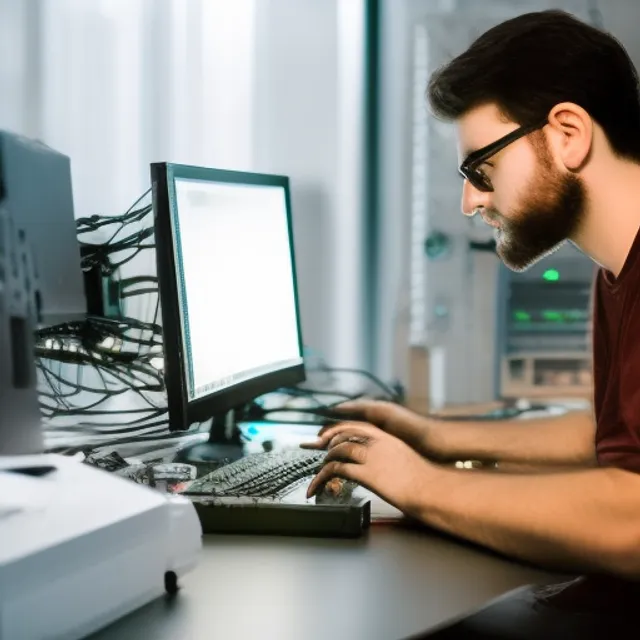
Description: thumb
335,399,373,412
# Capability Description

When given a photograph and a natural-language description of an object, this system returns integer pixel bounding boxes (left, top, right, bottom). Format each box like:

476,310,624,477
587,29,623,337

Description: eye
476,166,490,180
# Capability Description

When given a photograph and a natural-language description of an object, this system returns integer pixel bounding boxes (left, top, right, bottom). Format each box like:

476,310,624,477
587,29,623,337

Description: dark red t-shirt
592,228,640,472
537,236,640,616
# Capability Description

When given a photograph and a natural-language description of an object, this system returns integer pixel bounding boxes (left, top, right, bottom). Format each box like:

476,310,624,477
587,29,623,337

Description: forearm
429,410,596,467
411,465,640,578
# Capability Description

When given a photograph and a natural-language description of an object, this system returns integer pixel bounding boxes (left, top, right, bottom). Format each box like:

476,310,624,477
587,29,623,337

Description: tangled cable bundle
38,190,200,458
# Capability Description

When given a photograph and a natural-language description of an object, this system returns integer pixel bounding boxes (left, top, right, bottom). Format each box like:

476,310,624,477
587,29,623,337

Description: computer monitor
151,163,306,461
0,130,86,327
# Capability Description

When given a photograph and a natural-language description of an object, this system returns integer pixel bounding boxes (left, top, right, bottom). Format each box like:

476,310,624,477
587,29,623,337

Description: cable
306,365,401,401
279,385,362,405
301,347,402,402
39,189,169,454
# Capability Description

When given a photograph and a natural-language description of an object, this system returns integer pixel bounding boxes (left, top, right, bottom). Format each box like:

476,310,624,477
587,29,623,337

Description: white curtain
0,0,260,448
1,0,256,219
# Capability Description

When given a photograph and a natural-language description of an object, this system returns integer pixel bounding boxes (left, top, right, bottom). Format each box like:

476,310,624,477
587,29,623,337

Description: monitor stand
174,410,244,465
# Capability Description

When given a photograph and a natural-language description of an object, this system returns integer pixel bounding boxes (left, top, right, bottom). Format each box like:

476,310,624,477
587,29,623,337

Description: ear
546,102,593,171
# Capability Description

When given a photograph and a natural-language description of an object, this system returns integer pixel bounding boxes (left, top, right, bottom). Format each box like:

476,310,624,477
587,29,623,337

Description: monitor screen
152,164,305,429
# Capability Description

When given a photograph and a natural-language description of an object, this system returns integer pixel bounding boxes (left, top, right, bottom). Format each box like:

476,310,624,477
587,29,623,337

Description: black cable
282,385,360,401
40,189,168,451
307,365,400,401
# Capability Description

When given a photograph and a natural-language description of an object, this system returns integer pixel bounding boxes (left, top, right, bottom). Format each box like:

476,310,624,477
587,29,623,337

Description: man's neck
572,160,640,278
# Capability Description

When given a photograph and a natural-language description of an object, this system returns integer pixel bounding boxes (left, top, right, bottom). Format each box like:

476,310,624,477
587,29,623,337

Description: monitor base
173,409,245,465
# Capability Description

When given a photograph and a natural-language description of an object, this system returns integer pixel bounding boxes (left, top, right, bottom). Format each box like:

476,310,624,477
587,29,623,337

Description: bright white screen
171,177,303,400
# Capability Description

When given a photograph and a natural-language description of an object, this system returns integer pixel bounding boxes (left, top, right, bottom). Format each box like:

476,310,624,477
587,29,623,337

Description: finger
323,422,382,449
301,423,373,450
325,440,368,465
306,460,362,498
333,400,373,418
314,419,368,443
307,425,342,448
317,416,358,437
299,439,326,450
326,427,374,450
317,423,344,438
336,399,399,426
299,432,348,451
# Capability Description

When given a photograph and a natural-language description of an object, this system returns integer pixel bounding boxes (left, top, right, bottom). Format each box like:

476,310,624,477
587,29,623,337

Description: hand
305,422,434,516
307,400,441,459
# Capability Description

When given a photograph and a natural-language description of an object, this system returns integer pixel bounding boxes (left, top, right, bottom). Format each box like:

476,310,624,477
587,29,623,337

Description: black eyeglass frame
459,118,548,192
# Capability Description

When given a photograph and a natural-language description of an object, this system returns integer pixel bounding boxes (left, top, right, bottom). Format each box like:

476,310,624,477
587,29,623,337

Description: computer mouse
315,477,358,504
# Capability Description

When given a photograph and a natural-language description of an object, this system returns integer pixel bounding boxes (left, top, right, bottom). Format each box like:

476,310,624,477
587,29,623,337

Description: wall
0,0,40,137
599,1,640,61
253,0,367,369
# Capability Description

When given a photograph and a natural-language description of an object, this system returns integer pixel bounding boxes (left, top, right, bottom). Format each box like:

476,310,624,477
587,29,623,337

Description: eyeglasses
459,118,548,192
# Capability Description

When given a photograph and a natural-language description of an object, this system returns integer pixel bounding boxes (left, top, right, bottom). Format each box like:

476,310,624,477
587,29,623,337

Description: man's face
457,104,586,271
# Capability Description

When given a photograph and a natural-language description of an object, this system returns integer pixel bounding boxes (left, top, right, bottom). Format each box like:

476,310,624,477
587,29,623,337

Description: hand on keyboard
305,422,434,518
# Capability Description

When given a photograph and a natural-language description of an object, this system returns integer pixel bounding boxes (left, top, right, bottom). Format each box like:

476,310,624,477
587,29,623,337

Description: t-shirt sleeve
597,293,640,473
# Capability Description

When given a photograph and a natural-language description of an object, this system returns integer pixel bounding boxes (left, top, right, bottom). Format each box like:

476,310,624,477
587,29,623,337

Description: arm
325,400,597,468
429,409,597,468
411,464,640,578
306,422,640,579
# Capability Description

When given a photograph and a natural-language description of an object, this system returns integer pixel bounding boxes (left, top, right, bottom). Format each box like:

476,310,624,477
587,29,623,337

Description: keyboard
183,449,326,499
181,449,371,537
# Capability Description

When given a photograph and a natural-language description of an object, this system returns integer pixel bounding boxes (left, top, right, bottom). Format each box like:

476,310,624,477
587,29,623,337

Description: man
303,10,640,638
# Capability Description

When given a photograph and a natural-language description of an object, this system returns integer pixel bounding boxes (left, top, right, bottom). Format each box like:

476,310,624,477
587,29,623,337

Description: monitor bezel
151,162,306,431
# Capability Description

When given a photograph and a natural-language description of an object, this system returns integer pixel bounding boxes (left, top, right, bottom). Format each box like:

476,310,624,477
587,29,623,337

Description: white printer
0,454,202,640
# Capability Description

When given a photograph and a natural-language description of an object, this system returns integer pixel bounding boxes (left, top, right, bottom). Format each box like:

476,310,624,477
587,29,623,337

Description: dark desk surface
90,524,559,640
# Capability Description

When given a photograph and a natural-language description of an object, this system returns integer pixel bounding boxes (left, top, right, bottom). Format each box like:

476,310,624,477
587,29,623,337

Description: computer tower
0,130,86,453
0,130,85,327
0,203,42,454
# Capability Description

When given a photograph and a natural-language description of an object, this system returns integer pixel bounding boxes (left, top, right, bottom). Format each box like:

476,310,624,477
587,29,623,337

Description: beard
489,149,586,272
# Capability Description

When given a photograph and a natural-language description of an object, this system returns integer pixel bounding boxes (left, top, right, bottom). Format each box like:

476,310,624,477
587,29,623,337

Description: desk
90,525,559,640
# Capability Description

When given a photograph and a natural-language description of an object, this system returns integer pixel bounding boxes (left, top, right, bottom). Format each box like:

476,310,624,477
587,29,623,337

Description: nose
461,179,492,217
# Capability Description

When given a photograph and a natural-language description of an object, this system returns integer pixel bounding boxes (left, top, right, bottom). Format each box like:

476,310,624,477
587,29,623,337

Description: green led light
542,268,560,282
542,310,564,322
513,310,531,322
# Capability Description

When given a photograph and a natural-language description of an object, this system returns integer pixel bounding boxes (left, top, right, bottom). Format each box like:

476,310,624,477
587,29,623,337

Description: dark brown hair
427,10,640,162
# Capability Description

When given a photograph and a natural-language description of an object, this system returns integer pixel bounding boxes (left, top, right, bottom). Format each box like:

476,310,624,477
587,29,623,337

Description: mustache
484,208,502,221
476,208,504,227
475,207,502,220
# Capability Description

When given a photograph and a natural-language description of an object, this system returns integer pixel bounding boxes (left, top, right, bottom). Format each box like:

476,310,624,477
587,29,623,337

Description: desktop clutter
0,135,402,639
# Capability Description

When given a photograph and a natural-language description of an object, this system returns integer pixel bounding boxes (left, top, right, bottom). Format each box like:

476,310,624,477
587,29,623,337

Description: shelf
502,384,592,399
501,353,592,400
